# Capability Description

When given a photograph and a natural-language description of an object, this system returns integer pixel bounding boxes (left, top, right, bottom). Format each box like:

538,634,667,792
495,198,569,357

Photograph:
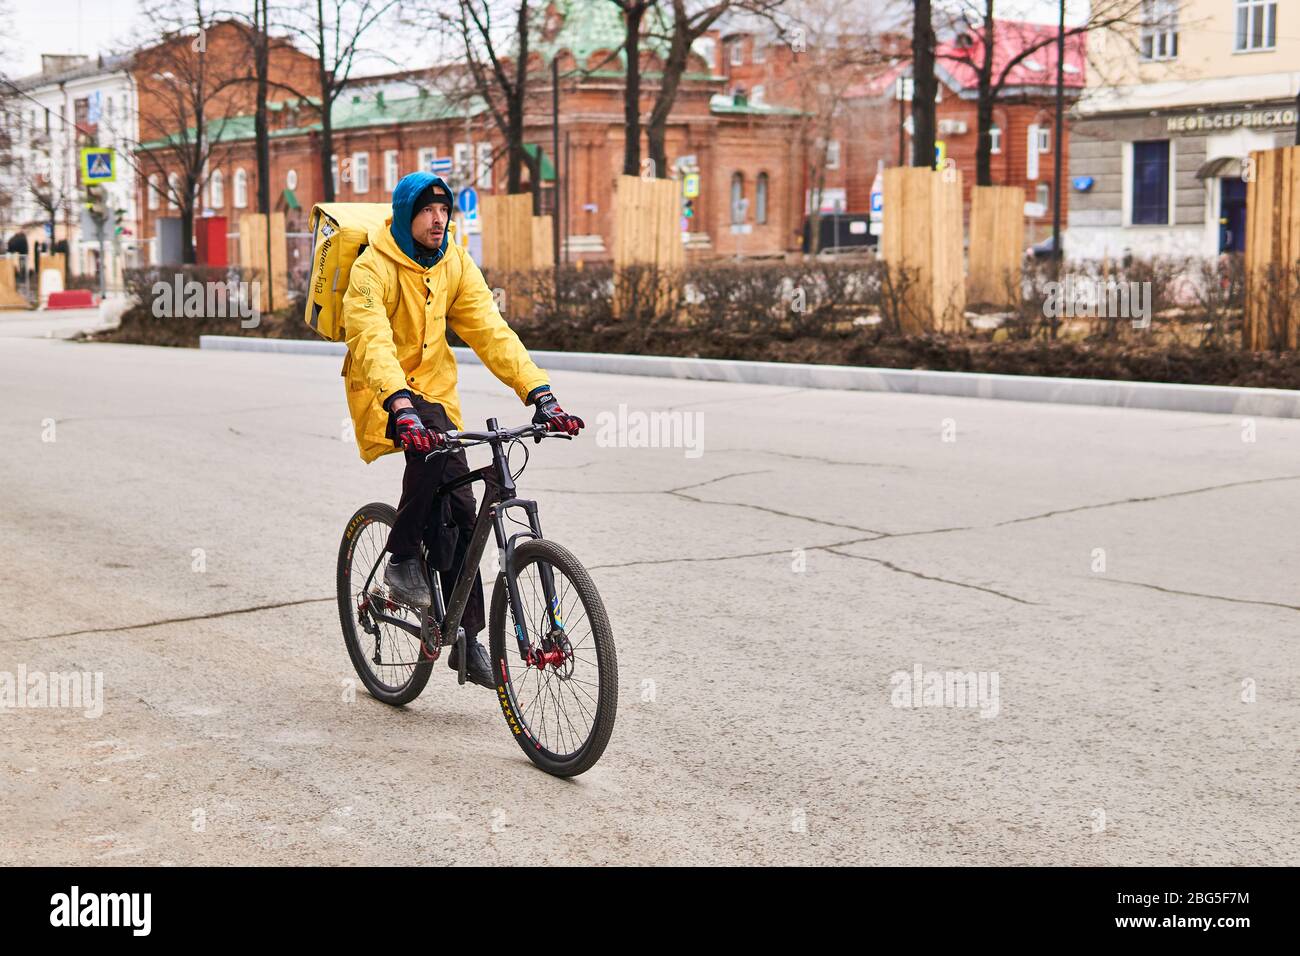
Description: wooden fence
967,185,1024,308
0,258,29,308
237,212,288,313
612,174,682,316
1245,146,1300,350
880,166,965,333
479,193,535,274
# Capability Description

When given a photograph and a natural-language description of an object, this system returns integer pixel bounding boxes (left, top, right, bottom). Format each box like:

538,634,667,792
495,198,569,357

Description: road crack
993,474,1300,528
1093,577,1299,613
14,596,334,643
824,548,1038,605
588,534,882,570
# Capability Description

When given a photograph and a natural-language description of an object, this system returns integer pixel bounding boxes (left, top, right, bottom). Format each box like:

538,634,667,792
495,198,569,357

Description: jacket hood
389,171,453,269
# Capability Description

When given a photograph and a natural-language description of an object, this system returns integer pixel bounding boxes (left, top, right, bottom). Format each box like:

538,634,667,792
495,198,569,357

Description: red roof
936,20,1086,91
845,61,911,99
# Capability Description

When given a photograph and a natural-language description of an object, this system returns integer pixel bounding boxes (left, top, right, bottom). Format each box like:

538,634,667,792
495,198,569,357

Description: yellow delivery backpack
303,202,393,341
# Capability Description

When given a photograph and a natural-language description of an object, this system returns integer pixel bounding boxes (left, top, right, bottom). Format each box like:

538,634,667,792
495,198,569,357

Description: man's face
411,201,450,248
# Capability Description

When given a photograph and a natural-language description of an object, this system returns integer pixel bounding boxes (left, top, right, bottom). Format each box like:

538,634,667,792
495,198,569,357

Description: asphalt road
1,332,1297,865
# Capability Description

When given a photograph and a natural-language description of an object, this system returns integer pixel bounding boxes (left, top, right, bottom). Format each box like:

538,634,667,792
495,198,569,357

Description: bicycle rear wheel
337,502,433,706
489,539,617,777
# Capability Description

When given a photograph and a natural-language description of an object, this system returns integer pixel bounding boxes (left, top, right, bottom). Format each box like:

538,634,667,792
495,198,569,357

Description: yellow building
1069,0,1298,259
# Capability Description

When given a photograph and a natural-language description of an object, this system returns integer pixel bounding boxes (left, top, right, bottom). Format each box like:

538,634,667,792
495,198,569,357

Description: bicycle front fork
492,497,563,660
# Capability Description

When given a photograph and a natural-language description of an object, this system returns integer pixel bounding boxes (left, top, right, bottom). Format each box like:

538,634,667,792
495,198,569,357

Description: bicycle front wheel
489,539,617,777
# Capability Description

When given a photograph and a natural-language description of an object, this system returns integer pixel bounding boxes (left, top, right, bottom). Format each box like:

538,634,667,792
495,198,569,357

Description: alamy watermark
1043,276,1152,328
594,404,704,459
50,886,150,936
0,666,103,718
151,274,261,328
890,663,1000,718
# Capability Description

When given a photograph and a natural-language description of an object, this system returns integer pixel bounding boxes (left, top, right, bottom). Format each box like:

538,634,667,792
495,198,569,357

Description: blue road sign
431,157,453,177
457,187,478,215
80,147,116,184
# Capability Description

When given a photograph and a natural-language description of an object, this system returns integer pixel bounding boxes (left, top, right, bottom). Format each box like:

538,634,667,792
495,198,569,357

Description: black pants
385,396,485,637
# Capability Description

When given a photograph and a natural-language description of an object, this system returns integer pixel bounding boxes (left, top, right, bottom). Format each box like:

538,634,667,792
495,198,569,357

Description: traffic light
683,198,695,219
83,184,108,219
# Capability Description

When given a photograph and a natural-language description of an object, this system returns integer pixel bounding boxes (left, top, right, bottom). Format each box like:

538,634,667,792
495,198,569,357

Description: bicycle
336,417,617,777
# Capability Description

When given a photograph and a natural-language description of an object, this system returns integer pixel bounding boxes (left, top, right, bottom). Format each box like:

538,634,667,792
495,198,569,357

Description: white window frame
1027,125,1041,180
209,169,224,208
233,168,248,209
384,149,400,191
476,142,494,188
1038,126,1051,153
418,147,436,174
753,41,766,64
453,142,472,181
166,172,179,210
352,151,370,194
1234,0,1277,53
331,153,339,194
1122,138,1177,227
1139,0,1179,61
825,139,841,170
1036,182,1051,209
729,39,744,66
756,171,769,224
147,173,159,210
989,125,1002,154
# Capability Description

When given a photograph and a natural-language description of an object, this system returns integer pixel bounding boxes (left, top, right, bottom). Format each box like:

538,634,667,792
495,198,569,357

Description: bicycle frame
360,417,563,686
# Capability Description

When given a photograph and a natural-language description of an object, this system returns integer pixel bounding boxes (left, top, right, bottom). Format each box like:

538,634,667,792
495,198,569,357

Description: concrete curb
199,334,1300,419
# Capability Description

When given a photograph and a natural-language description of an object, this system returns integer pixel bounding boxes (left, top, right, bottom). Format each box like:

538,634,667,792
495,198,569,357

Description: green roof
709,95,805,117
534,0,631,67
534,0,679,70
523,143,556,182
139,91,486,151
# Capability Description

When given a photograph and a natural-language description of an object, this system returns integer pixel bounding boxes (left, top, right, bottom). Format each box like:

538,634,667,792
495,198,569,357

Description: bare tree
0,0,28,236
779,1,896,251
911,0,936,167
643,0,725,180
224,0,276,214
609,0,658,176
284,0,398,202
431,0,544,208
643,1,789,180
132,1,255,262
935,0,1146,186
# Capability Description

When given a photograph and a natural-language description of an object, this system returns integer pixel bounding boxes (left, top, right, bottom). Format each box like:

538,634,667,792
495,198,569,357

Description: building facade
718,18,1082,244
1069,0,1299,260
132,1,810,265
2,54,143,286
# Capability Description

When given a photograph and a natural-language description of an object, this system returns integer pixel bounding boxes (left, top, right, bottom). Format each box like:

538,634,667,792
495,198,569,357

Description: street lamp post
1050,0,1065,339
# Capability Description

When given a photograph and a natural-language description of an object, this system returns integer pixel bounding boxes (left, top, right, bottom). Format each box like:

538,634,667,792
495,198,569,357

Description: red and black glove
531,389,584,441
392,407,445,453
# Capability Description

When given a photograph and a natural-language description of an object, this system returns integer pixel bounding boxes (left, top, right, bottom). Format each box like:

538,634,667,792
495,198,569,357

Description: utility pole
551,57,561,291
1050,0,1065,339
897,77,905,166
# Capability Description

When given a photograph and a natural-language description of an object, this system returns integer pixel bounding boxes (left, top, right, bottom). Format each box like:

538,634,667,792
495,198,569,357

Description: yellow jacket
341,221,549,463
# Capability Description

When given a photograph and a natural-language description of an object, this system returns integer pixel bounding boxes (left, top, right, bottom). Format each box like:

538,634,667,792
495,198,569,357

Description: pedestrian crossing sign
80,147,116,184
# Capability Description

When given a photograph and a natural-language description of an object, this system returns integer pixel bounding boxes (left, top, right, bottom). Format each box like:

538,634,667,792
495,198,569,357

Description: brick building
134,1,813,265
716,18,1083,243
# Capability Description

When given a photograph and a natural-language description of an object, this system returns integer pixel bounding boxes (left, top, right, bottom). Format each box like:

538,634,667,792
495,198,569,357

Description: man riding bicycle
341,170,583,689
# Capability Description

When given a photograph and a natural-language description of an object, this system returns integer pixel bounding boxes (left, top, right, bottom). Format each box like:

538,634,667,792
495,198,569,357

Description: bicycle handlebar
423,422,573,459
